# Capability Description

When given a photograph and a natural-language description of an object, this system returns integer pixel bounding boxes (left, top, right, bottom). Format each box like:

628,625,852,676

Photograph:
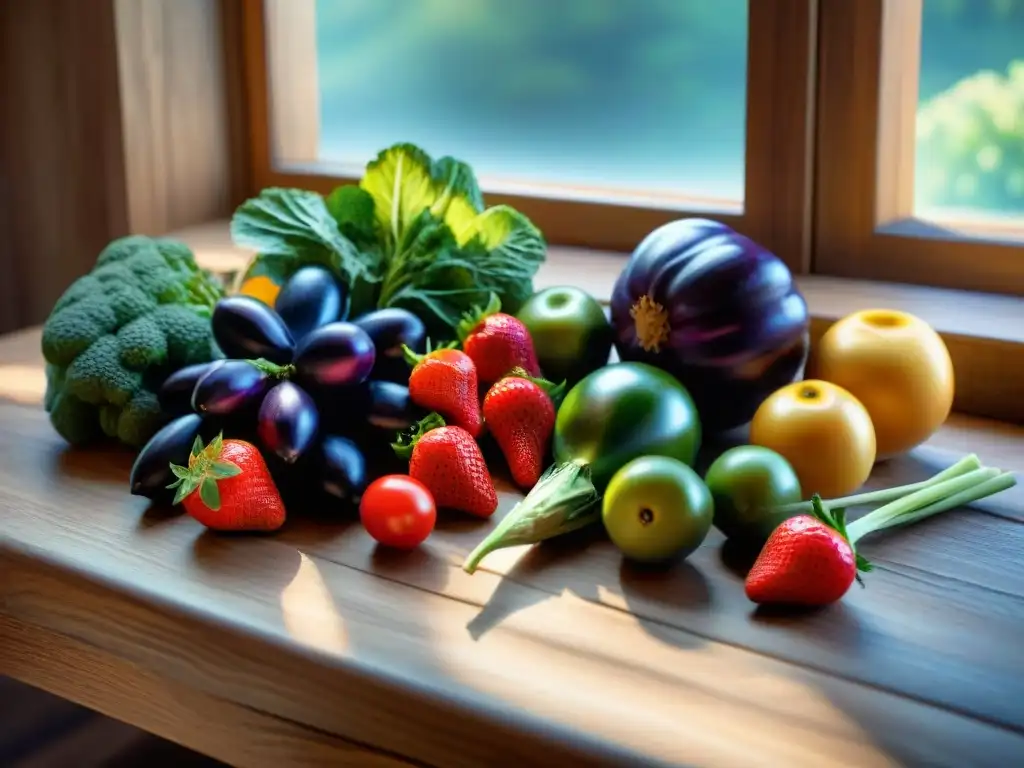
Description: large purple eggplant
212,296,295,364
294,322,376,389
258,380,319,463
191,360,271,415
158,360,225,416
275,266,346,342
353,308,425,383
610,218,809,431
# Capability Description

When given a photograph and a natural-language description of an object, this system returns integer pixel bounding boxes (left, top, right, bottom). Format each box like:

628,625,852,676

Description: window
916,1,1024,224
244,0,816,270
815,0,1024,294
312,0,749,209
244,0,1023,294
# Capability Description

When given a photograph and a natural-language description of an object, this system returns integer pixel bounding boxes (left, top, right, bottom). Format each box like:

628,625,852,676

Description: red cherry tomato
359,475,437,549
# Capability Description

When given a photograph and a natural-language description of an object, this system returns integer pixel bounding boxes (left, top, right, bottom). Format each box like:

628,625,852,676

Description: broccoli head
42,235,224,448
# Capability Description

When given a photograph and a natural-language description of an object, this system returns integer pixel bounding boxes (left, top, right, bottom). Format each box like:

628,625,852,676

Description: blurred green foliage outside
315,0,1023,215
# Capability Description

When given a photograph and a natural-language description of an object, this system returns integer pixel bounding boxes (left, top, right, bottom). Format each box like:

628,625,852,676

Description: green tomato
704,445,802,543
602,456,713,563
554,362,701,492
517,286,613,385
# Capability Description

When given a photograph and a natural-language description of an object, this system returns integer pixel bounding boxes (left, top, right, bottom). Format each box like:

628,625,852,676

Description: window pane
314,0,748,207
916,0,1024,222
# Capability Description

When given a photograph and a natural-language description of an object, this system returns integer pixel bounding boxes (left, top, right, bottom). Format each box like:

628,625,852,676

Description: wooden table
2,326,1023,768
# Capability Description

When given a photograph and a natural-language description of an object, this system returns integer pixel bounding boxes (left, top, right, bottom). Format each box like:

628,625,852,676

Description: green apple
517,286,613,385
602,455,713,563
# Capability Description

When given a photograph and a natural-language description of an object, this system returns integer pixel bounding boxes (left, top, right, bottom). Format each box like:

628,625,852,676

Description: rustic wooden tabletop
1,327,1023,767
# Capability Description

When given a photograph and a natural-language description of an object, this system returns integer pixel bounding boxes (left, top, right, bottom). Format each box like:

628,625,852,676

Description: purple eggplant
318,435,367,502
294,322,376,389
257,380,319,463
610,218,809,431
191,360,271,416
365,381,424,431
129,413,204,501
158,360,225,416
353,308,425,382
212,296,295,364
275,266,346,342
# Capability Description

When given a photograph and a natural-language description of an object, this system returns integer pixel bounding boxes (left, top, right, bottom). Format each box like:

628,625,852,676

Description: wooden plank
0,0,128,331
113,0,238,236
0,1,243,333
0,616,413,768
2,402,1024,765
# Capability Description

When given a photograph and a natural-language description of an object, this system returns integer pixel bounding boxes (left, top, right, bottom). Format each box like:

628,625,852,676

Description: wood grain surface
2,329,1024,767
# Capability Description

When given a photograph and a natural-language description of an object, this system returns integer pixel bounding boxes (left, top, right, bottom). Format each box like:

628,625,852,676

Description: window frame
239,0,819,275
814,0,1024,296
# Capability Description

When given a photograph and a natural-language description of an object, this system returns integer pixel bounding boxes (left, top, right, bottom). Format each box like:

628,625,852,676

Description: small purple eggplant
275,266,346,342
191,360,271,416
212,296,295,364
257,380,319,463
294,322,376,389
158,360,225,416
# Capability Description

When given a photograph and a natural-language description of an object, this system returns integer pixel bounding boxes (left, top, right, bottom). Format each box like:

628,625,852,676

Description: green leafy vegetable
230,143,546,339
231,187,377,288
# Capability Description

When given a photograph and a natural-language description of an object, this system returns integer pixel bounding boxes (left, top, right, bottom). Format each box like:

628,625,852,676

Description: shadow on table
466,524,709,651
52,443,134,485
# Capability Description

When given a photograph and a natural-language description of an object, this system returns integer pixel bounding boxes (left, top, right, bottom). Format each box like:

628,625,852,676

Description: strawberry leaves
810,494,874,584
455,292,502,343
392,412,446,461
167,433,241,510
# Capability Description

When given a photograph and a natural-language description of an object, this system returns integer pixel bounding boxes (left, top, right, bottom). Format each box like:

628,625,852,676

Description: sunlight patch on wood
0,365,46,405
440,592,890,766
279,552,348,653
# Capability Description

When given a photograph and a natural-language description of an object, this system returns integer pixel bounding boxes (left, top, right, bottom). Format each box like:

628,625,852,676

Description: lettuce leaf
231,187,378,286
229,143,545,339
360,144,545,322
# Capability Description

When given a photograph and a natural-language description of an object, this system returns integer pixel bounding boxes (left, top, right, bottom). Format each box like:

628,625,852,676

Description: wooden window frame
240,0,819,276
815,0,1024,296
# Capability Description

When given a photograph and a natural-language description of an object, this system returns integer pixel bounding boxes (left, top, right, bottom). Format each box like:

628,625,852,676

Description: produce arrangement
41,142,1016,611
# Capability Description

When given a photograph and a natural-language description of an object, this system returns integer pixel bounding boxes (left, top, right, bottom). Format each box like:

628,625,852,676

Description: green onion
775,454,983,517
846,467,1015,543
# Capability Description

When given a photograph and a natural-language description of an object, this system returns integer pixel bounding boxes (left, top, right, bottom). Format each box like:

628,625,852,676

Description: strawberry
394,414,498,518
483,375,561,489
167,434,286,532
745,496,872,607
404,342,482,437
457,294,540,383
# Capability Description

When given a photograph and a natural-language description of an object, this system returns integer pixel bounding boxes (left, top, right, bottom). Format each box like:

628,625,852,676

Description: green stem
462,460,601,575
865,472,1016,531
846,467,1003,543
775,454,982,517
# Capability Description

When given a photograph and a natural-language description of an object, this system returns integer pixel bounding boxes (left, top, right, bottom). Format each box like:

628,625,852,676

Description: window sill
170,220,1024,424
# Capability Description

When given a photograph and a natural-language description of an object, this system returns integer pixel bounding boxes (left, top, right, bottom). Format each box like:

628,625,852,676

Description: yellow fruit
814,309,954,458
238,275,281,307
750,380,876,500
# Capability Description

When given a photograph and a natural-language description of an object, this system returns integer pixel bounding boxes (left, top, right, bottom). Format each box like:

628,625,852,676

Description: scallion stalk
776,454,983,517
846,467,1013,543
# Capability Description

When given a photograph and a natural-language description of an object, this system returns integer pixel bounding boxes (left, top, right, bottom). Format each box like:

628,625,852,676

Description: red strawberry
745,496,871,607
457,294,540,383
394,414,497,518
483,376,559,489
405,342,482,437
167,434,286,532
